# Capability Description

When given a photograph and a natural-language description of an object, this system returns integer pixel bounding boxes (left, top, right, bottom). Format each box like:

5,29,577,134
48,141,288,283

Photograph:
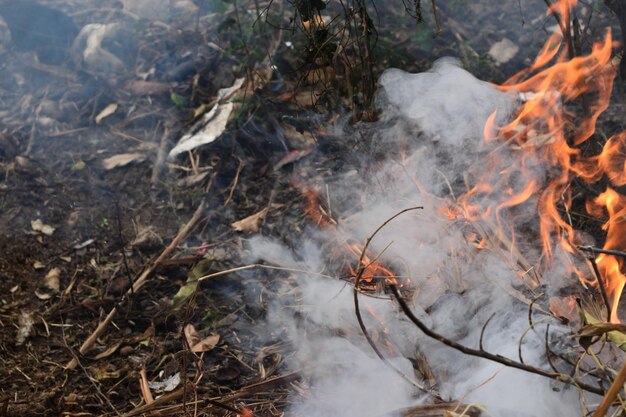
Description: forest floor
0,0,625,416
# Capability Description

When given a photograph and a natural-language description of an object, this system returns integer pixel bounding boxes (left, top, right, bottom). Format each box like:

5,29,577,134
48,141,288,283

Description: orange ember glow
295,183,399,288
238,408,254,417
346,242,398,286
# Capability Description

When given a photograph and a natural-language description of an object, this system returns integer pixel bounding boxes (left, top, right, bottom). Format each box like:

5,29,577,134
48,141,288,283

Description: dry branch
592,360,626,417
351,207,605,396
66,200,207,369
389,284,604,395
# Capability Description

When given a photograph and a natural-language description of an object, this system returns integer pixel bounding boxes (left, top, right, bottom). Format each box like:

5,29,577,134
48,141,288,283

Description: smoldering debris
246,54,617,416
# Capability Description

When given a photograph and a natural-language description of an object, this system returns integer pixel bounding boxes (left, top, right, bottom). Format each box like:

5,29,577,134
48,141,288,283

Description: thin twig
389,284,604,395
61,324,122,416
351,207,435,395
66,200,207,369
579,246,626,259
587,256,612,323
479,313,496,351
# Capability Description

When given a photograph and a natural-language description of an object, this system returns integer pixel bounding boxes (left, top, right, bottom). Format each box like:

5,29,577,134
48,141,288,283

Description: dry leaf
102,153,144,170
169,102,233,157
34,290,53,300
183,324,220,353
93,340,123,360
15,311,34,346
191,334,220,353
31,219,55,236
148,372,181,392
488,38,519,65
95,103,118,124
184,323,201,346
127,80,172,95
44,267,61,292
168,78,245,157
33,261,45,270
231,208,269,233
177,171,210,187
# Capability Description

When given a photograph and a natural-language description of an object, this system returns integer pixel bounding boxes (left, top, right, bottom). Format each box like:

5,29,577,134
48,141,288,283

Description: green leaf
170,92,187,107
581,309,626,351
171,258,214,309
71,160,86,171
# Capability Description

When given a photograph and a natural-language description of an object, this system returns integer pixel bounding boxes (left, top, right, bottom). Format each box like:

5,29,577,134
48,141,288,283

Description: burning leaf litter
2,0,626,416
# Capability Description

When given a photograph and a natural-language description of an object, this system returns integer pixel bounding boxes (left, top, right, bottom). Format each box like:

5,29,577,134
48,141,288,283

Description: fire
448,0,624,321
297,0,626,322
295,182,399,289
586,189,626,321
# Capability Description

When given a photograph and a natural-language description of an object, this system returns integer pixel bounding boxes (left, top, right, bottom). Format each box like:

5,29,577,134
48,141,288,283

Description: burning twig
351,207,441,396
578,246,626,259
350,206,605,394
586,255,613,324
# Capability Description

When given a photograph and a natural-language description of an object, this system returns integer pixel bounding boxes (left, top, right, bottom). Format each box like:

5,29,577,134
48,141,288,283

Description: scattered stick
592,360,626,417
139,367,154,405
66,200,207,369
122,384,187,417
122,372,298,417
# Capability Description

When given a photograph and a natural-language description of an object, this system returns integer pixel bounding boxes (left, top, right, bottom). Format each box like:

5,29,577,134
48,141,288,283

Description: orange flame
298,0,626,322
449,0,623,320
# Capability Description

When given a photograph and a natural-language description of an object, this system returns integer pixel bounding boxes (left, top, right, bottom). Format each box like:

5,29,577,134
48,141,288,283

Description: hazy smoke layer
249,59,586,417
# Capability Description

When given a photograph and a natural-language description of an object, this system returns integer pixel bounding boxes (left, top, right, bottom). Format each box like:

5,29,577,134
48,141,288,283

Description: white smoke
247,58,590,417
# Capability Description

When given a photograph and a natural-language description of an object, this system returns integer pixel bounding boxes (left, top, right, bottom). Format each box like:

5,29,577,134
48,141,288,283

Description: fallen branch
389,284,604,395
592,360,626,417
66,200,207,369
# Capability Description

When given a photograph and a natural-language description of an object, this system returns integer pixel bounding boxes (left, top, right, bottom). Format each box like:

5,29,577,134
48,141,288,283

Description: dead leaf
177,171,210,188
15,311,34,346
102,153,144,170
168,78,245,157
127,80,172,95
95,103,118,124
488,38,519,65
93,340,123,360
168,102,233,157
184,323,201,346
148,372,181,392
31,219,55,236
191,334,220,353
274,147,315,171
34,290,53,300
183,324,220,353
33,261,45,270
232,208,269,233
44,267,61,292
91,365,123,381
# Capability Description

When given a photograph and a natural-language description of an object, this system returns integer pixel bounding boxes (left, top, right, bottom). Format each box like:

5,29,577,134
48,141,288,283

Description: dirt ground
1,1,625,416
